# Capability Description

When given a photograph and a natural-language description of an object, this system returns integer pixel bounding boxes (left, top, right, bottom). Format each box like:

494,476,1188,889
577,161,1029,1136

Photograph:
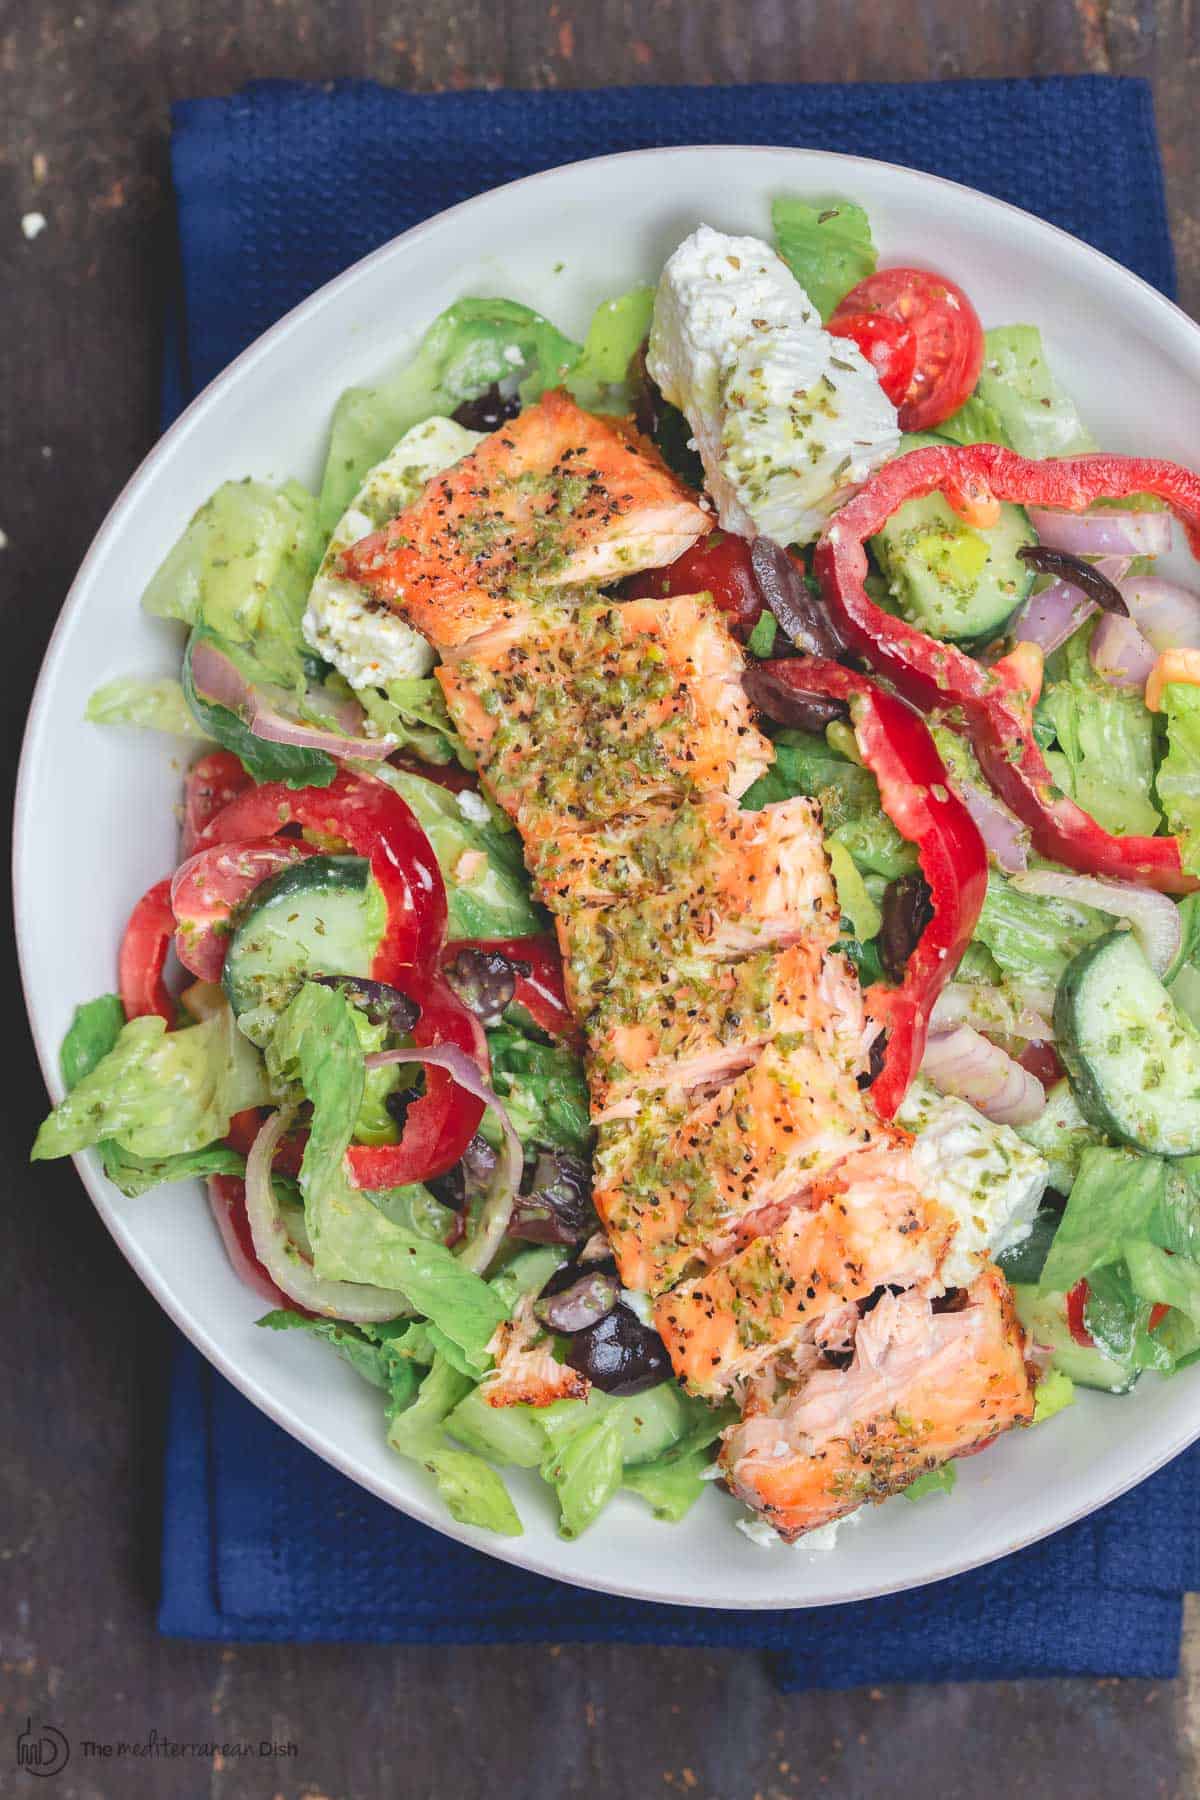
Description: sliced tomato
830,268,984,432
442,935,582,1048
171,838,318,981
118,878,176,1023
1066,1279,1095,1348
622,530,762,639
826,311,918,408
207,1174,293,1307
181,751,252,858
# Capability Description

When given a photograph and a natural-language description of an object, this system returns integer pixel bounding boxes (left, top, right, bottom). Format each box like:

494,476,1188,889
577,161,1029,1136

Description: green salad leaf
33,1001,270,1163
566,286,655,412
943,325,1095,459
1038,1146,1167,1296
771,196,876,321
387,1354,523,1535
485,1025,591,1155
975,871,1107,985
377,765,542,940
1038,621,1160,838
1155,682,1200,877
86,674,214,740
319,298,581,534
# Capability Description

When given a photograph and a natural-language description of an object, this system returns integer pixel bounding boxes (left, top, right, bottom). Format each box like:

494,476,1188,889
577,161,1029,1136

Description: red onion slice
1119,576,1200,653
930,984,1054,1044
1089,612,1157,691
1011,556,1131,656
1027,506,1173,559
920,1025,1046,1125
190,639,396,760
244,1109,414,1320
1007,869,1181,976
953,778,1030,875
363,1044,522,1276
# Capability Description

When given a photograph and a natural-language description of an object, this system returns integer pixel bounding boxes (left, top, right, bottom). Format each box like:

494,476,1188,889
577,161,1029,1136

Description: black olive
451,383,522,433
564,1303,672,1395
311,974,420,1036
509,1149,596,1245
857,1030,888,1090
426,1133,497,1213
878,873,934,982
742,664,850,732
1016,544,1128,615
749,538,847,659
627,344,662,440
442,946,532,1028
533,1269,620,1334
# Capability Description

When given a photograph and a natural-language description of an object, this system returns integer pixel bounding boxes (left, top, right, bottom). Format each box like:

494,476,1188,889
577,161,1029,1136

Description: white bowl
17,146,1200,1610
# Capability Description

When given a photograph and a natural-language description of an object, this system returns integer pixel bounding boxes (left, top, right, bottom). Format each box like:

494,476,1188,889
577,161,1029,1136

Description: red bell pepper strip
813,441,1200,894
118,878,176,1024
344,975,487,1189
441,935,582,1048
763,657,989,1119
197,768,447,983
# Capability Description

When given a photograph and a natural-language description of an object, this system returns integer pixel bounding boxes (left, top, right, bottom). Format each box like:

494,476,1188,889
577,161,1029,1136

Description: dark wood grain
2,3,1199,1796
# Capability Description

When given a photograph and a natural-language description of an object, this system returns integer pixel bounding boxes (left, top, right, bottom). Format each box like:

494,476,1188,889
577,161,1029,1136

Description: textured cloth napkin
160,76,1196,1684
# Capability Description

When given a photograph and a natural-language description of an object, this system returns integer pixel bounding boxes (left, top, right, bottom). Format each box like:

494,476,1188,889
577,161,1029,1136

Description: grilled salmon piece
654,1144,956,1397
338,388,710,654
532,796,836,954
721,1268,1034,1540
439,592,771,840
565,940,849,1123
593,952,880,1293
482,1298,590,1408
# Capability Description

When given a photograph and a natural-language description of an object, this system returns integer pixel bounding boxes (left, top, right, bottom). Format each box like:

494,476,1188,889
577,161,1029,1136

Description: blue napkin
160,76,1195,1683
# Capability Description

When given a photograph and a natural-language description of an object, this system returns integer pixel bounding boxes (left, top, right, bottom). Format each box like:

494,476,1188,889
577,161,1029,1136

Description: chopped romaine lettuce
485,1024,591,1155
1038,1146,1166,1296
387,1354,523,1535
901,1463,957,1502
257,1309,421,1412
33,1002,270,1163
827,840,881,942
357,677,465,768
1032,1367,1075,1424
1037,622,1160,838
143,477,323,686
86,674,213,740
742,729,916,878
1155,682,1200,877
318,298,581,535
268,981,364,1215
622,1446,712,1522
943,325,1095,458
539,1407,625,1539
770,196,876,321
975,871,1107,985
565,286,655,412
1015,1080,1107,1196
377,766,542,940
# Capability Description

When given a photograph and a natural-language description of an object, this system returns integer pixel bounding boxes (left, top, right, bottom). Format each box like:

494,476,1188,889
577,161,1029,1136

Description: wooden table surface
4,3,1200,1795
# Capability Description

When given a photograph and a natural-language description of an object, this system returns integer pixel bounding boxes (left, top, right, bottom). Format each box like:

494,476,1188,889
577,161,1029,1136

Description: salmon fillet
721,1269,1034,1539
653,1143,956,1397
438,593,771,839
592,952,881,1294
337,388,710,654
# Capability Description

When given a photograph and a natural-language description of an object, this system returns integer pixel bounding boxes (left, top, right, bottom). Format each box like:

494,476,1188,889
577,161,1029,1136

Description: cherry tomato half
118,878,176,1024
171,838,317,981
622,531,762,639
831,268,984,432
181,750,252,859
826,312,918,408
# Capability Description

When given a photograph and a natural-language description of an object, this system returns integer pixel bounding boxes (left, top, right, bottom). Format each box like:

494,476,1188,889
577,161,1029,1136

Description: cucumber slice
1055,929,1200,1157
995,1206,1061,1286
870,431,1036,643
223,854,385,1045
1012,1284,1137,1393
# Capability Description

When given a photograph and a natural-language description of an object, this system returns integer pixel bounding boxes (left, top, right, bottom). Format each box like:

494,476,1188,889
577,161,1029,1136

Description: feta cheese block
303,416,482,689
647,225,900,546
898,1078,1049,1289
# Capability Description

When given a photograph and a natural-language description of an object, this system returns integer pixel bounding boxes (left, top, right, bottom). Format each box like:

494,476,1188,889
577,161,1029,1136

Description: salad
32,192,1200,1549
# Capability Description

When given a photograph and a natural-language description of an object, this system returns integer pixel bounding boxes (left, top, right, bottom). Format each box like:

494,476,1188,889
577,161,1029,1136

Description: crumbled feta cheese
898,1078,1049,1288
647,225,899,546
456,788,492,826
302,416,483,690
21,211,47,240
735,1514,844,1550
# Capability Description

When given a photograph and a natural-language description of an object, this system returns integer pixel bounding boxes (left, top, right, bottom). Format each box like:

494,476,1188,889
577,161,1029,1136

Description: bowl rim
15,141,1200,1611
